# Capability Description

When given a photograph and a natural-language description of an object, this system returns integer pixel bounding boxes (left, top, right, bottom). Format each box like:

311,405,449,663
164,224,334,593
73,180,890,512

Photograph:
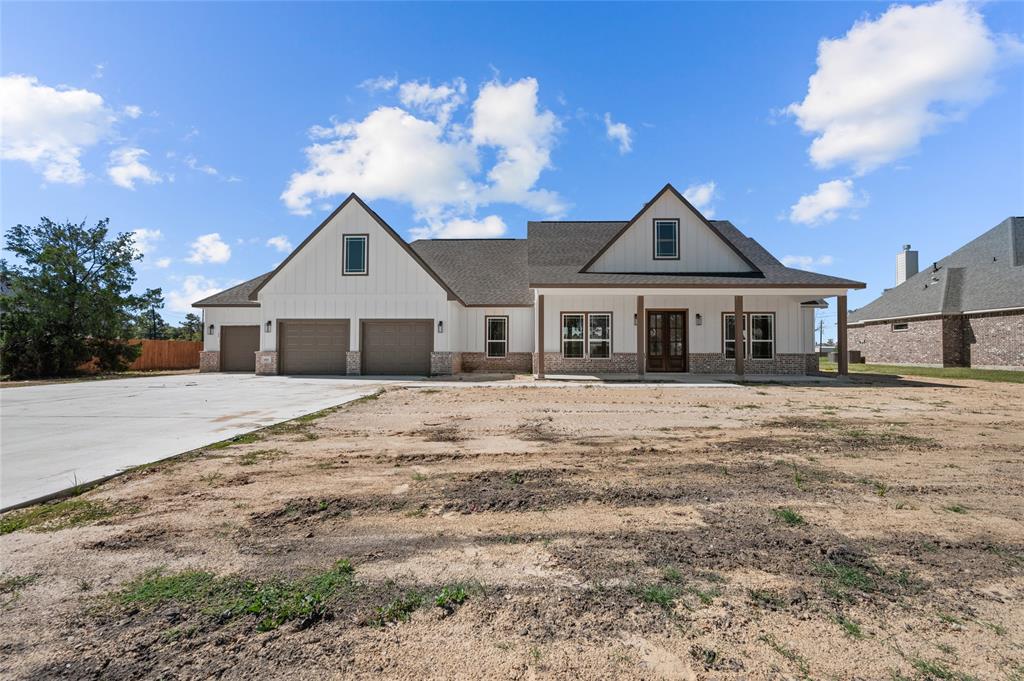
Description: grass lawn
818,358,1024,383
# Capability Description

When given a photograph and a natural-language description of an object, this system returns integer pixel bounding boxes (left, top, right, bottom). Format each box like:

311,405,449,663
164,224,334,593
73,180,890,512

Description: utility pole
817,319,825,350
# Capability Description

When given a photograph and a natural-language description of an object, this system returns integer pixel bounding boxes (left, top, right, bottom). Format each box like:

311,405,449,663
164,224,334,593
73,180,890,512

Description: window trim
652,218,680,260
485,315,508,358
342,234,369,276
891,322,909,332
749,313,775,360
722,311,776,360
561,312,613,359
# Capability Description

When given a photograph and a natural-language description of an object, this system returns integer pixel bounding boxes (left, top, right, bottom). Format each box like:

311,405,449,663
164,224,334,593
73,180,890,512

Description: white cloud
282,76,567,233
409,215,507,240
787,0,1019,174
789,179,858,225
266,235,293,253
0,74,114,184
107,147,162,189
184,154,219,176
186,233,231,264
167,275,237,313
359,75,398,93
131,228,163,256
603,113,633,154
92,64,106,80
682,181,718,218
123,105,143,119
781,254,835,270
154,257,172,269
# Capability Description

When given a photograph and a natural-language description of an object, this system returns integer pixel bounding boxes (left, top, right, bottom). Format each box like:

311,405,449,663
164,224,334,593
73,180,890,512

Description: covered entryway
221,325,260,372
646,310,687,372
361,320,433,375
279,319,349,375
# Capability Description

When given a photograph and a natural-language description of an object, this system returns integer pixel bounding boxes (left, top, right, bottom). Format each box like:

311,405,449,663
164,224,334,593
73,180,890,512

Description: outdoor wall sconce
437,320,444,334
207,324,215,335
265,320,273,333
695,313,703,326
633,313,637,326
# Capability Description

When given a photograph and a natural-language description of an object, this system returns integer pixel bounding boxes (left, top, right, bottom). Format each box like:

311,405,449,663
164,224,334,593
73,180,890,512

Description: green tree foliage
0,218,163,378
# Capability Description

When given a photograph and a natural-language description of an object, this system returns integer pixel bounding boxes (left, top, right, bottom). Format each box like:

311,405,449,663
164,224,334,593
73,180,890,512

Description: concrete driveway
1,373,396,510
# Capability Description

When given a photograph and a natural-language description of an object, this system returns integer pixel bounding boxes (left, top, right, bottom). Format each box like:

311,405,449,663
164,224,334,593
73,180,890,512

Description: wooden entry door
647,311,687,372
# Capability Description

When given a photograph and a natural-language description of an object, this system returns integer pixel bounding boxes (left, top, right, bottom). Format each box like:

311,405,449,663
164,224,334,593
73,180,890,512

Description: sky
2,1,1022,339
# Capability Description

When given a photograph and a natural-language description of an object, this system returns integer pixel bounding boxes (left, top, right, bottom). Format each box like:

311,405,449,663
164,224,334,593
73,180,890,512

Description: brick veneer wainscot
964,310,1024,368
534,352,638,374
688,353,815,375
849,317,944,366
461,352,533,373
199,351,220,373
255,351,278,375
430,352,461,375
346,351,361,375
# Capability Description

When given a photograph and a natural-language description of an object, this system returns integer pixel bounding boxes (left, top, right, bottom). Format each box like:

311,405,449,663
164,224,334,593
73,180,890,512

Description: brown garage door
279,320,349,375
221,325,260,372
362,320,433,375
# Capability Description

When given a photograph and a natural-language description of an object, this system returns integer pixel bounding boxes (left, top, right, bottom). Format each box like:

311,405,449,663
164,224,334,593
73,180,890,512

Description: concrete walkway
0,373,397,510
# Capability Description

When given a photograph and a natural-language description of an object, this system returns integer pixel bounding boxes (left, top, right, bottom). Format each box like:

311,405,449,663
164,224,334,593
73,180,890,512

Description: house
848,217,1024,369
194,184,865,377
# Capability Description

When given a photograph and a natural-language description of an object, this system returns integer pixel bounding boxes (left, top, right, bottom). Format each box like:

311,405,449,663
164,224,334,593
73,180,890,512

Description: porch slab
542,372,841,385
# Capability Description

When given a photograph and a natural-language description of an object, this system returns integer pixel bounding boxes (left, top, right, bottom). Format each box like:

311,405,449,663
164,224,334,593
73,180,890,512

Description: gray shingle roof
849,217,1024,323
192,272,270,307
411,239,531,306
527,220,865,289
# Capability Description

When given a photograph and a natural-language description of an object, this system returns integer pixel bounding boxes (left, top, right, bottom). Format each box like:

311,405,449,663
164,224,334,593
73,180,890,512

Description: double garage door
276,319,432,376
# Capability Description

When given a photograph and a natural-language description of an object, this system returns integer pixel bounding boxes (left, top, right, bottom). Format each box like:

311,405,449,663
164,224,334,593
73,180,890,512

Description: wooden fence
79,339,202,372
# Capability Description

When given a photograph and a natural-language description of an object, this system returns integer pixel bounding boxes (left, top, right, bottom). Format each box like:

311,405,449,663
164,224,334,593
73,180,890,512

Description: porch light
437,320,444,334
695,313,703,326
265,320,273,333
633,313,637,326
208,324,215,335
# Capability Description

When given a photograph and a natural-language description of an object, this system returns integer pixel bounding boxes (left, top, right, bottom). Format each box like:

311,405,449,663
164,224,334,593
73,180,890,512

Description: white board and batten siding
202,307,261,352
453,307,534,353
589,191,752,274
256,200,453,352
540,294,813,354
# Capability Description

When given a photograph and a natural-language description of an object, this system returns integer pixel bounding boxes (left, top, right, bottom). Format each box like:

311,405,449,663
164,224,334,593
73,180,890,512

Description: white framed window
723,313,745,359
723,313,775,359
891,322,909,332
343,234,368,275
561,313,585,358
485,316,508,358
588,313,611,359
653,219,679,259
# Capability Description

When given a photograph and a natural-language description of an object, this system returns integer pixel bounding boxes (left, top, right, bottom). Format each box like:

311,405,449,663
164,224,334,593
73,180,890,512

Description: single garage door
362,320,433,375
221,325,260,372
279,320,349,375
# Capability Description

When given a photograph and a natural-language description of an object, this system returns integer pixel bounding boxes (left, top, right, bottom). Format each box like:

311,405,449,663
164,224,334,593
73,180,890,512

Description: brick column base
346,351,362,375
430,351,461,375
199,351,220,372
255,351,279,375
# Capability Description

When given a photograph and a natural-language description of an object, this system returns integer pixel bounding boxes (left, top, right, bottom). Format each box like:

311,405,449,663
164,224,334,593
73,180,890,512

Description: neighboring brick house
849,217,1024,370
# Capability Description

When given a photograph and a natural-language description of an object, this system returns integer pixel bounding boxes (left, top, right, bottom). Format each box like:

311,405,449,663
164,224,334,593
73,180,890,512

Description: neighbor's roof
527,219,866,289
411,238,531,306
849,217,1024,324
192,272,270,307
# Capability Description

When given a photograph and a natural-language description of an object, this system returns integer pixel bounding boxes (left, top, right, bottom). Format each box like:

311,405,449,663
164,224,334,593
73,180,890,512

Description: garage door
221,326,260,372
279,320,349,375
362,320,433,375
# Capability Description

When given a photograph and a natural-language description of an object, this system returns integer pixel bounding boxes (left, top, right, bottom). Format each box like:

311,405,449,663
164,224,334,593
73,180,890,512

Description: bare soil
2,376,1023,680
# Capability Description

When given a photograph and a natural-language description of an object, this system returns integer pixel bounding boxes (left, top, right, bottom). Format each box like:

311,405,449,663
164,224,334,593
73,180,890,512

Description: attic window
343,235,368,275
892,322,909,332
653,219,679,259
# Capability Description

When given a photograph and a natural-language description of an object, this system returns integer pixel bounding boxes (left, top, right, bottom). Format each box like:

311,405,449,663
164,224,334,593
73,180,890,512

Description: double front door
647,311,687,372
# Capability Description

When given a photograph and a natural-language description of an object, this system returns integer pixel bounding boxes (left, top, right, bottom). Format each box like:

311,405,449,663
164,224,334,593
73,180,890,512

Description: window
892,322,909,332
561,314,585,358
588,313,611,358
723,313,776,359
653,219,679,259
485,316,508,358
343,235,368,275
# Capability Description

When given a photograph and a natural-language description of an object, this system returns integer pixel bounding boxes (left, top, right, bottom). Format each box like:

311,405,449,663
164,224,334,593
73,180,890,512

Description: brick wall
535,352,637,374
461,352,533,373
848,317,944,366
963,310,1024,369
942,315,966,367
430,352,461,376
199,351,220,373
688,353,813,375
255,351,278,375
346,351,361,375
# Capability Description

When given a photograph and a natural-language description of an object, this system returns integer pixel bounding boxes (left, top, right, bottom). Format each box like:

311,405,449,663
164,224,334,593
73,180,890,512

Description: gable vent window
343,235,368,275
653,219,680,259
892,322,909,332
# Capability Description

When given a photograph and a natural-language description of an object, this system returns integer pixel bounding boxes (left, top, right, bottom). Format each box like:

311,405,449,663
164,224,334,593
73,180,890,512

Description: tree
170,313,204,342
0,218,163,378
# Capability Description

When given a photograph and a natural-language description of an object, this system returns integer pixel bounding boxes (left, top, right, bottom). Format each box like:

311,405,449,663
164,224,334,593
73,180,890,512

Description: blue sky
2,1,1022,338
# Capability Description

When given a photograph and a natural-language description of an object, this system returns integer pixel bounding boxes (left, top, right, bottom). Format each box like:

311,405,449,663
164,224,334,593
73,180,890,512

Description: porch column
837,294,849,376
734,295,744,377
636,295,645,375
537,294,545,379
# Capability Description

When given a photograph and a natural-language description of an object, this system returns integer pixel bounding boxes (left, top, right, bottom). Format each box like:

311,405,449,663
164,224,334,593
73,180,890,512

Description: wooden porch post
636,295,645,376
837,294,848,376
537,294,545,379
734,295,744,377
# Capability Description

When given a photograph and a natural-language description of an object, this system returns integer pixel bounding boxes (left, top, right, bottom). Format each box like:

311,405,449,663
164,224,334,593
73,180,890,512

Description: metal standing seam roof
848,217,1024,324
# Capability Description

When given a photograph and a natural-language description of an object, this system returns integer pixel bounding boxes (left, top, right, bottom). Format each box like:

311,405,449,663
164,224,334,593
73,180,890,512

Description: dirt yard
2,376,1022,680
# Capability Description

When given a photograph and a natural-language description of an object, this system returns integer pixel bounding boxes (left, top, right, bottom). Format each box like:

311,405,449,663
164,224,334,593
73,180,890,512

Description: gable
254,195,458,301
586,185,755,274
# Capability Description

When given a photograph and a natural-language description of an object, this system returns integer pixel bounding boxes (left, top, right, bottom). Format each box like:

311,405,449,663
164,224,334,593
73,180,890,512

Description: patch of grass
747,588,786,609
760,634,809,677
943,504,968,514
640,583,679,610
937,612,961,624
911,658,977,681
734,403,761,410
205,432,262,450
834,614,864,639
434,584,469,611
773,507,805,526
118,559,356,632
0,574,38,607
815,559,876,594
873,481,890,497
372,591,424,626
689,586,722,605
237,449,284,466
818,358,1024,383
978,619,1006,636
792,467,806,491
662,566,684,584
0,498,118,535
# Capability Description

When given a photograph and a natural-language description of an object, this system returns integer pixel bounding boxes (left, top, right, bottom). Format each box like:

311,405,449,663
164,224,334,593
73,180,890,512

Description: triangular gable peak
250,194,462,303
583,184,758,274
